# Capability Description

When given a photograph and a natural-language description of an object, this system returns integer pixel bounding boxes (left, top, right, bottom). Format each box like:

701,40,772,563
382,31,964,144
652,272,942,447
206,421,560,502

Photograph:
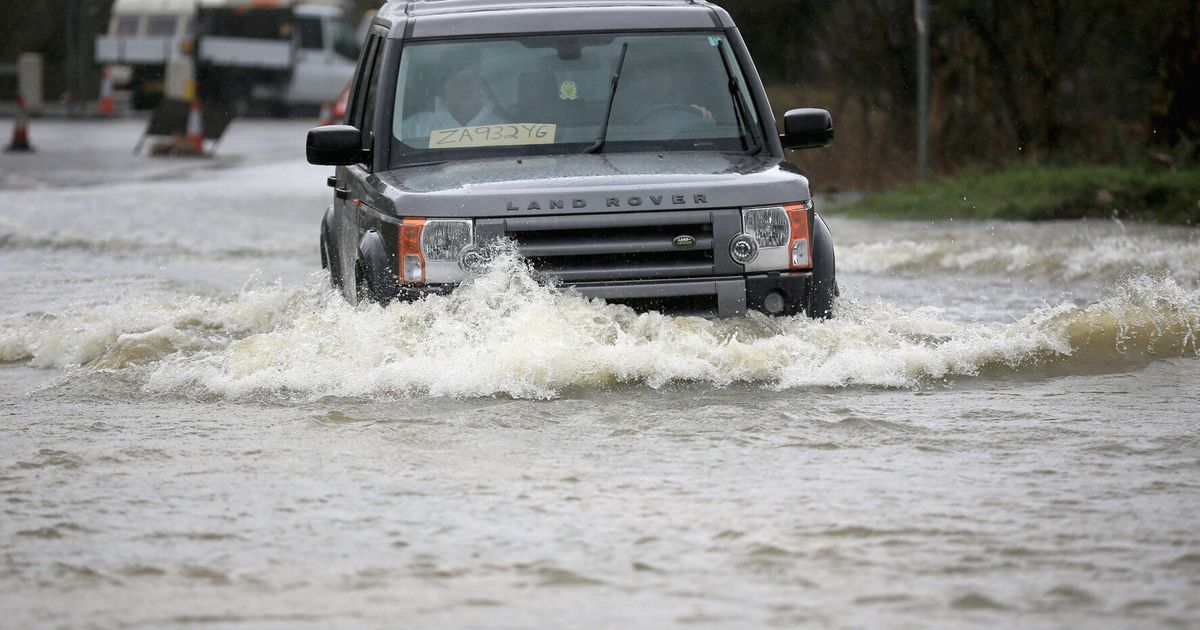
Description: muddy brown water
1,120,1198,627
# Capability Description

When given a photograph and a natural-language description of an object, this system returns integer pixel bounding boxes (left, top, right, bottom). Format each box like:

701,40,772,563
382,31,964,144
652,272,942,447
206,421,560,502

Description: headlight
738,202,813,272
742,206,790,248
421,220,473,261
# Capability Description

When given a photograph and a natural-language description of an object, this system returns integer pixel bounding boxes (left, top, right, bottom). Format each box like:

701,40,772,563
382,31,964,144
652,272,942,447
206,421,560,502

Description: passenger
400,63,510,144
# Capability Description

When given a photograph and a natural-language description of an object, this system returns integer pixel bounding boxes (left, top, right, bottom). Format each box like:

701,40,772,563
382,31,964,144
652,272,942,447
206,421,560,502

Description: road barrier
135,94,234,157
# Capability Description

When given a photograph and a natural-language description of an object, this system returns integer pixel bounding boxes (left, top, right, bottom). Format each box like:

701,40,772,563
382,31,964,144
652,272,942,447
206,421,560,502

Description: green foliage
831,164,1200,224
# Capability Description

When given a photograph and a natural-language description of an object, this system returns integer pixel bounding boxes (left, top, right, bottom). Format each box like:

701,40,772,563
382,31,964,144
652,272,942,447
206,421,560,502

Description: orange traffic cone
5,95,33,152
317,100,334,126
185,97,204,155
98,67,116,116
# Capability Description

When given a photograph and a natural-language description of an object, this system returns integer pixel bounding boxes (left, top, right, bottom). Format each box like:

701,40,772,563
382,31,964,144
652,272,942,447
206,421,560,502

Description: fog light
763,290,786,315
459,245,488,273
729,234,759,264
791,239,810,267
402,254,423,282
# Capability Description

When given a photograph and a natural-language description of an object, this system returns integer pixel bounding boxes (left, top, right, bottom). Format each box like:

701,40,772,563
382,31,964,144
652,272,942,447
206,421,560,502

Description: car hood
365,152,812,218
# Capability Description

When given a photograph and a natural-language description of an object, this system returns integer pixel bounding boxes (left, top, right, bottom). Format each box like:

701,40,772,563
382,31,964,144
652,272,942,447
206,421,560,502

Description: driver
615,59,716,129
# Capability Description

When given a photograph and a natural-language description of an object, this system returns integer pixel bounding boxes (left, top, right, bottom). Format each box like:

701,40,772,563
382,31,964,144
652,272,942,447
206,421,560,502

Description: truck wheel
805,213,837,319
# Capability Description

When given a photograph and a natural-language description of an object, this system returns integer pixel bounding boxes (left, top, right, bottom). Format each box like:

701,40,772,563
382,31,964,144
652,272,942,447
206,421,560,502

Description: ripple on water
12,449,84,470
1040,585,1100,608
951,592,1009,611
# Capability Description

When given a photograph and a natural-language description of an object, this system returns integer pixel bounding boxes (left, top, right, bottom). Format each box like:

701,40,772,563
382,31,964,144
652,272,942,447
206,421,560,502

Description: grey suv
308,0,836,318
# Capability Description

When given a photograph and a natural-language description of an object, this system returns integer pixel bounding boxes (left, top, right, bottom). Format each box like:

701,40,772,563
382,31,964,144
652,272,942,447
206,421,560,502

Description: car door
335,33,383,300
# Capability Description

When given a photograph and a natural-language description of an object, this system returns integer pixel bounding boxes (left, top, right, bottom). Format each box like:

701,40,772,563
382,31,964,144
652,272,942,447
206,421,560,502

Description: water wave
0,230,306,260
2,254,1197,400
837,224,1200,284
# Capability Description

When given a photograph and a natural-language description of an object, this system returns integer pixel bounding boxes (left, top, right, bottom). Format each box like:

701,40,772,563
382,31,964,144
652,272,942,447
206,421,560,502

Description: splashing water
2,249,1198,400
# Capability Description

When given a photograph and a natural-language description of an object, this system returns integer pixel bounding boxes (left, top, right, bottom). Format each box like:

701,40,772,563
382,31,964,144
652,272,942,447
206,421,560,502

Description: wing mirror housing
307,125,367,165
780,108,834,150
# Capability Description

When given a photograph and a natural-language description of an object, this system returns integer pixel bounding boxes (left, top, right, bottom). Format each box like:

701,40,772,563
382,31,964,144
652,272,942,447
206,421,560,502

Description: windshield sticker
709,36,723,47
559,80,578,101
430,124,557,148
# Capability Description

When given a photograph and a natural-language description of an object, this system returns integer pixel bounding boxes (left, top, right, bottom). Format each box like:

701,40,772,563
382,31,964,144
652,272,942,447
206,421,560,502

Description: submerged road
1,119,1199,627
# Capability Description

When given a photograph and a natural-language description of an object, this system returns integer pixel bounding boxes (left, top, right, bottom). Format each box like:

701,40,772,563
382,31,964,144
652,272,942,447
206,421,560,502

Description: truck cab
308,0,837,318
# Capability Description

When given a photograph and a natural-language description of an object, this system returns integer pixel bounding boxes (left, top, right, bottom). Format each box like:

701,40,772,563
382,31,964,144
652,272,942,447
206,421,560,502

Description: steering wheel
633,103,708,126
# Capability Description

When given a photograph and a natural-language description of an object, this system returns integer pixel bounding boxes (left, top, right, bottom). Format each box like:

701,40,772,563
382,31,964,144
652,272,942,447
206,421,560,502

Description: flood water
2,120,1199,628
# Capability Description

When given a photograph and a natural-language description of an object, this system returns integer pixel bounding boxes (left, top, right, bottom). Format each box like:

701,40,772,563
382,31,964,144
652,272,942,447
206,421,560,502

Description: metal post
915,0,930,181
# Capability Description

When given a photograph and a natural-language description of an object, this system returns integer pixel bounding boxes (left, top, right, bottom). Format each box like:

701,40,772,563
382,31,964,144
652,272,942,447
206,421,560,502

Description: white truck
95,0,360,112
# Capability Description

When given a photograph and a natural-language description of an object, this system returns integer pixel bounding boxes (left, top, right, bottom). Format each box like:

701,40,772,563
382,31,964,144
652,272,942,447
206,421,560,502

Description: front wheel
805,213,838,319
805,270,837,319
354,231,399,307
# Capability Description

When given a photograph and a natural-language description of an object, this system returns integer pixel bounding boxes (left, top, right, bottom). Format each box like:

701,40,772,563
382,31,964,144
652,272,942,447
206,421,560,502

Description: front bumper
401,272,811,318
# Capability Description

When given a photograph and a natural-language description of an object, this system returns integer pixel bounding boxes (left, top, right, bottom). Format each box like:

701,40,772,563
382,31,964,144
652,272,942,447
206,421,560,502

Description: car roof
376,0,733,38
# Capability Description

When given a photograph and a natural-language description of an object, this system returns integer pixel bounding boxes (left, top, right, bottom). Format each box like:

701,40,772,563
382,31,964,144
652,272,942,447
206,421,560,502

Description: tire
805,213,837,319
355,230,399,307
355,260,372,305
321,236,344,290
320,206,344,291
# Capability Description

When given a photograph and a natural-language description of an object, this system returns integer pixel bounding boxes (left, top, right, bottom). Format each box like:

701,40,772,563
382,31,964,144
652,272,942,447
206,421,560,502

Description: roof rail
392,0,705,16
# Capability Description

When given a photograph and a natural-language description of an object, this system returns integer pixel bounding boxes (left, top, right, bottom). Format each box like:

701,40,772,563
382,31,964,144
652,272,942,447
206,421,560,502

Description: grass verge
828,164,1200,224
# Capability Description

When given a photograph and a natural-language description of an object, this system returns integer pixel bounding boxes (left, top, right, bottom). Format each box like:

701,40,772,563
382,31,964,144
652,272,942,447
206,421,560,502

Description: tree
1150,0,1200,153
937,0,1121,154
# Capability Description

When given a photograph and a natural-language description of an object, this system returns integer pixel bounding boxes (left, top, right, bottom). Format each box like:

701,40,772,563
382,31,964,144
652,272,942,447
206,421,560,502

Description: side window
346,35,384,164
346,36,379,130
116,16,140,36
146,15,177,37
361,41,385,152
297,16,323,50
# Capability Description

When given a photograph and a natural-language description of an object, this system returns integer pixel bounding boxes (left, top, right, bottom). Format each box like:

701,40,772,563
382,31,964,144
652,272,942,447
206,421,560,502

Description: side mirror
307,125,366,165
781,108,833,150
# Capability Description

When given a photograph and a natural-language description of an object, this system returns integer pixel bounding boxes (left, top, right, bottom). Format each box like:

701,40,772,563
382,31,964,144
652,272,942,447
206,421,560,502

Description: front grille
501,210,719,282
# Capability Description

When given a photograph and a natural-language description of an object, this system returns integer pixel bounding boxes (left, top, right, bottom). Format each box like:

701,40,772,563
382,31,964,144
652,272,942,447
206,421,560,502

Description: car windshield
390,32,760,165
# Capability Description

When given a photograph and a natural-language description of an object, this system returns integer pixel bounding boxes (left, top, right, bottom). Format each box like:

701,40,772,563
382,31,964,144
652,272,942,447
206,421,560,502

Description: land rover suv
307,0,837,318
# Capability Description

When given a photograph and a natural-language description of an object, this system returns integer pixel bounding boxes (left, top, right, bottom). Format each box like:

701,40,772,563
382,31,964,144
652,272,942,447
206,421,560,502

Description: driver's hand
691,104,716,124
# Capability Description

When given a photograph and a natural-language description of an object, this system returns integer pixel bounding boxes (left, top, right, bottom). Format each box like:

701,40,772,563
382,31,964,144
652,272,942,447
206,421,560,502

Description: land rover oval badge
673,235,697,249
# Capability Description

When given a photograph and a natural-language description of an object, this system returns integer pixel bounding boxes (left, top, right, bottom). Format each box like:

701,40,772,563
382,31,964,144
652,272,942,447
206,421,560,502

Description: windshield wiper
716,41,762,155
584,43,629,154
